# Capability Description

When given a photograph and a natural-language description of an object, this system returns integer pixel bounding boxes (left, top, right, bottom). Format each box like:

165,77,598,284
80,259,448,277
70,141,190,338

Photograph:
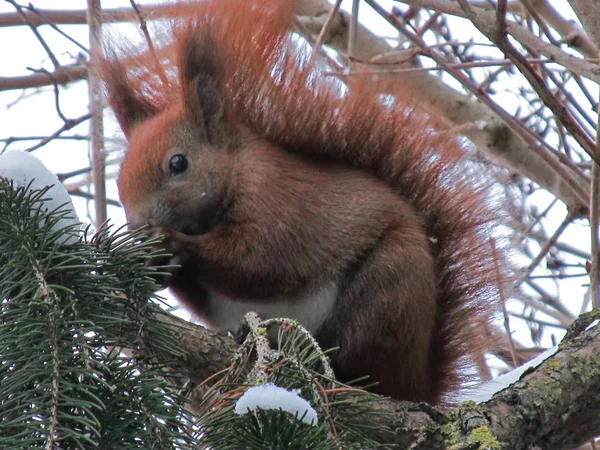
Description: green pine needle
0,179,196,449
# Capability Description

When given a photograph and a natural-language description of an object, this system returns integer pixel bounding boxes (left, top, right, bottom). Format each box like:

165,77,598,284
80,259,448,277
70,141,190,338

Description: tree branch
0,4,174,27
566,0,600,52
164,309,600,449
529,0,598,58
0,64,87,91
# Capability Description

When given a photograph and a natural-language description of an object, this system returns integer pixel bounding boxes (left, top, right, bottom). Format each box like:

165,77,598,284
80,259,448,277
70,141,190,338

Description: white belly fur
205,282,338,335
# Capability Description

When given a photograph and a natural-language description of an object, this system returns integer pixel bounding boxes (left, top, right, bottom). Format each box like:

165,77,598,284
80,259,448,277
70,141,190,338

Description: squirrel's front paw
144,227,189,287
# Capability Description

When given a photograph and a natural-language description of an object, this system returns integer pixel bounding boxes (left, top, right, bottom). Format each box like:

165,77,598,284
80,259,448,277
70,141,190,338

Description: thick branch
530,0,598,58
482,313,600,449
0,5,174,27
165,310,600,449
567,0,600,52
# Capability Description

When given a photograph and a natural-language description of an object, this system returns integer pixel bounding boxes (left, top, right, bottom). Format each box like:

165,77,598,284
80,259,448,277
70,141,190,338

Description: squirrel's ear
179,36,224,140
101,57,159,138
186,74,224,136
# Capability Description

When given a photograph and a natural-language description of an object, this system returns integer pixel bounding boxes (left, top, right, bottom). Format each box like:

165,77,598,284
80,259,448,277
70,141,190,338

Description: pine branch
0,179,196,448
195,314,387,449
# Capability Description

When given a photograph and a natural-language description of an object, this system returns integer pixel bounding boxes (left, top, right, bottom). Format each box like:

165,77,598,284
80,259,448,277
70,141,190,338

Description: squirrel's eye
169,154,188,176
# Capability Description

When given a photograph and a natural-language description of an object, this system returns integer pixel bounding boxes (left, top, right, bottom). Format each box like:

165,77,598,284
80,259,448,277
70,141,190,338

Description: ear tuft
178,32,224,140
100,53,160,137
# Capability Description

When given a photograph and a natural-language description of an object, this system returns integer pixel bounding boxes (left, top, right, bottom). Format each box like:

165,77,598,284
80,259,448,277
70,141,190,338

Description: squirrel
100,0,504,404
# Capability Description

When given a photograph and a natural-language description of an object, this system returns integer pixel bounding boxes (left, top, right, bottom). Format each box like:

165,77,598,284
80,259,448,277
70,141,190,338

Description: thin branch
0,135,88,153
57,166,95,182
4,0,62,71
529,231,591,259
129,0,169,87
520,210,576,283
517,287,573,327
0,4,175,27
27,68,69,123
68,188,122,208
521,0,563,50
521,198,559,237
21,113,92,153
343,56,568,73
491,239,518,367
523,279,575,324
26,4,90,54
530,0,598,57
509,312,566,329
308,0,344,69
348,0,360,59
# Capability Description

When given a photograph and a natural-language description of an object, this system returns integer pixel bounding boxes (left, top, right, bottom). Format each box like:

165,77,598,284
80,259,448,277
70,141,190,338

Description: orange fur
101,0,504,403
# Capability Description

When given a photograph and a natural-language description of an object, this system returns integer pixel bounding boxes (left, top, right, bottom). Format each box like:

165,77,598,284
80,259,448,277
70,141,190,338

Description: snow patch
0,151,81,244
456,345,559,403
234,383,318,426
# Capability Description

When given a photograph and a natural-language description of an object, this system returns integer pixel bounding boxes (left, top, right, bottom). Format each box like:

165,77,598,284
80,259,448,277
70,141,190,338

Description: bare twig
0,134,88,153
509,313,565,330
27,68,70,123
22,113,92,153
5,0,62,71
524,279,576,323
519,210,576,283
491,239,518,367
341,56,567,73
530,0,598,57
348,0,359,59
518,284,573,327
129,0,169,87
26,4,90,54
68,188,122,208
308,0,344,69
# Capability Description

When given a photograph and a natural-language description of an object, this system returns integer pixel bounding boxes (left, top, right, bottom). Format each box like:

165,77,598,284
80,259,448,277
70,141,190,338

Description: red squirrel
101,0,503,404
